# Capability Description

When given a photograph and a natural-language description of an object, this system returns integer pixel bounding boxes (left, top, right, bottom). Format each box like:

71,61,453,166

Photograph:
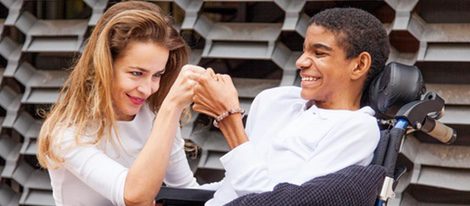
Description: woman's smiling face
111,41,169,121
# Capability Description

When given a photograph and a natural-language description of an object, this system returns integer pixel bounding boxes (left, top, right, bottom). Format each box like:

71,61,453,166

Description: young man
193,7,390,205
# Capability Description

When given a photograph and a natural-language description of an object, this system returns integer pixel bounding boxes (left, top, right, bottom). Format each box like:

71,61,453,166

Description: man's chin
300,91,313,100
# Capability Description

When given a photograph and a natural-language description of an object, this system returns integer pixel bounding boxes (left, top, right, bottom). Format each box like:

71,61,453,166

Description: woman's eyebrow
129,66,165,75
154,69,166,75
129,66,149,73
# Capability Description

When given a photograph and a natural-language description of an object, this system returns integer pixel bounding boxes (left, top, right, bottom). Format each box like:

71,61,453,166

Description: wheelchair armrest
155,187,214,206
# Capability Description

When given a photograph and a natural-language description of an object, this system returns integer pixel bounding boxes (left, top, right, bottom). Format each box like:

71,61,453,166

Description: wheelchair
155,62,457,206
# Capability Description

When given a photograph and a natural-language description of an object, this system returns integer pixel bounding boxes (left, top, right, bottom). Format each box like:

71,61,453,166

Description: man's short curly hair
309,8,390,101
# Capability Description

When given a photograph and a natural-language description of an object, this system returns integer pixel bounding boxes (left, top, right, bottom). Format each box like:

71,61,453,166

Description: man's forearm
218,114,248,149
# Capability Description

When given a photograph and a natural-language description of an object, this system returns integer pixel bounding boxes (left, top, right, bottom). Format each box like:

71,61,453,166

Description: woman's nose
137,81,153,97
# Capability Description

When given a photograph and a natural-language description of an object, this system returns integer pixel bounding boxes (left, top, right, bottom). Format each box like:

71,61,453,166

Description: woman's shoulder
51,125,98,149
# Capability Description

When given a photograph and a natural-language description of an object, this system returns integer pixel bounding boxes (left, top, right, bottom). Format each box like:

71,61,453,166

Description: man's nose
296,54,312,70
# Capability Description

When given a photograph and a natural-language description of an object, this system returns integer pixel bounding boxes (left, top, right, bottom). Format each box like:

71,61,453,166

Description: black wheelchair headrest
368,62,426,119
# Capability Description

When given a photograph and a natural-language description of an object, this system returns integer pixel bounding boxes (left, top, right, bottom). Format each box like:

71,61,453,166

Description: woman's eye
153,71,165,78
153,73,162,78
131,71,142,76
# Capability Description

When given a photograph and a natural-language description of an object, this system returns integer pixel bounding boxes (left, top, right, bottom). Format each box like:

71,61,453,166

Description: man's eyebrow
312,43,333,51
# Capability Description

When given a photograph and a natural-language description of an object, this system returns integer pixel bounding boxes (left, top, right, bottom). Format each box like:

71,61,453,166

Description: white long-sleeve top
48,104,198,206
205,86,380,205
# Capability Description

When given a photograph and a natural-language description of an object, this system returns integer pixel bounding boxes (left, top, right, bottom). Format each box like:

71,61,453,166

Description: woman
37,2,201,206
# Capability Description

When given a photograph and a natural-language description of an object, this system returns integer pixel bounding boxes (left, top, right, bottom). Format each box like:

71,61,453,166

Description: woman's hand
164,64,205,110
192,69,240,118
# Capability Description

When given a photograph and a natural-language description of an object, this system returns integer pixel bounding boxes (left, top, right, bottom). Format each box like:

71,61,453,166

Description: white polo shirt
205,86,380,206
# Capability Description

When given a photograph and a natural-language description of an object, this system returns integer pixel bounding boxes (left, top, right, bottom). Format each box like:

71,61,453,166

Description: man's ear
351,52,371,80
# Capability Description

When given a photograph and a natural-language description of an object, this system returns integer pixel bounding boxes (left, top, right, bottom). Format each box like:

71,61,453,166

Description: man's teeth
302,77,319,81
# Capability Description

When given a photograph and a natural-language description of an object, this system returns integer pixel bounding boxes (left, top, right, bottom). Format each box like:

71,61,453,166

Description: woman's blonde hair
37,1,189,168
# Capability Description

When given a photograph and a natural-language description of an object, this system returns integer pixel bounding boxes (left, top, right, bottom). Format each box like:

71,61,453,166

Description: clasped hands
168,64,248,148
178,64,241,122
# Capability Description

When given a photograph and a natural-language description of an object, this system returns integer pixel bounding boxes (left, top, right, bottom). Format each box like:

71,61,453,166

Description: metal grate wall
0,0,469,205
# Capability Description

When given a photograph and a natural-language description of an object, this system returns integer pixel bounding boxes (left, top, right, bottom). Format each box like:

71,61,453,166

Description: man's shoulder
338,107,380,137
335,107,378,130
247,86,304,121
256,86,302,102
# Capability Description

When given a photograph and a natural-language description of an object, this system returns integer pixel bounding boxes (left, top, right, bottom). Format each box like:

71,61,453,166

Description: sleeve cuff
220,141,261,177
116,170,128,206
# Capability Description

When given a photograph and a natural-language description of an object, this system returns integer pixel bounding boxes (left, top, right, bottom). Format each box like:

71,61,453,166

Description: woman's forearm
124,101,183,206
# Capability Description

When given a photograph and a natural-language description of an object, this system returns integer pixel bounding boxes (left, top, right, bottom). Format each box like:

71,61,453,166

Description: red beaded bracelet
213,108,245,128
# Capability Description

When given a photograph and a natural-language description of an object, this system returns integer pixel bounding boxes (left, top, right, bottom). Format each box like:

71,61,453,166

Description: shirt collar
301,101,376,119
301,101,328,120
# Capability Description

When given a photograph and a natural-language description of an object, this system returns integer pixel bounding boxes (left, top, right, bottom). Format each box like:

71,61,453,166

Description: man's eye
315,52,326,56
131,71,142,76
